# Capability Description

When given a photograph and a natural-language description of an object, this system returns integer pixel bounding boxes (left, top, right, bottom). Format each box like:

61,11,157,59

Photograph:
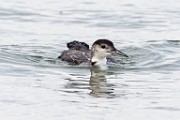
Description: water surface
0,0,180,120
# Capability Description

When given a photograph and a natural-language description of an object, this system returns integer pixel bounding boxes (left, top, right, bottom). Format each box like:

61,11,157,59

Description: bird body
58,39,128,68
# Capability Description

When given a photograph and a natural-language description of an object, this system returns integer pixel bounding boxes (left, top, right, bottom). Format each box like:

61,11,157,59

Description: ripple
118,40,180,71
1,40,179,73
147,106,180,111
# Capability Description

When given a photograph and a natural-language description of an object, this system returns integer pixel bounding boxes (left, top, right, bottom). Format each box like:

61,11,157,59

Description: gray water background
0,0,180,120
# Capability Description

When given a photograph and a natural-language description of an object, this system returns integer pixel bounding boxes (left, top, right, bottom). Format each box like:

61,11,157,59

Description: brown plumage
58,39,128,66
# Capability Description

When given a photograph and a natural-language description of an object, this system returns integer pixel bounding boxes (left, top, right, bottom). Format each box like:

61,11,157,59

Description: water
0,0,180,119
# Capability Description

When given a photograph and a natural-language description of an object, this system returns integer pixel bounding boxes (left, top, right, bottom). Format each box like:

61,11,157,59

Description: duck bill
112,50,128,57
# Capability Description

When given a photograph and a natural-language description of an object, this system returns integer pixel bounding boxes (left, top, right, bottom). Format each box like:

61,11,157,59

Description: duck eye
101,45,106,49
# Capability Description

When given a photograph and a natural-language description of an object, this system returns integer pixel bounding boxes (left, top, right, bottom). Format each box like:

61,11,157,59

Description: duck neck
91,53,108,69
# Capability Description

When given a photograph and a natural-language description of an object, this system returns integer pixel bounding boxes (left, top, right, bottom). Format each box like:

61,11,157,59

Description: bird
58,39,128,69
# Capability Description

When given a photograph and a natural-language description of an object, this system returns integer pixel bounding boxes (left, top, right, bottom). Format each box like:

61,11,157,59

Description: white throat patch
91,56,108,70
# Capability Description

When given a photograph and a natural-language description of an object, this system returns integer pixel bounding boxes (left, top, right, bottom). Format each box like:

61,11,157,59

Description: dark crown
93,39,114,46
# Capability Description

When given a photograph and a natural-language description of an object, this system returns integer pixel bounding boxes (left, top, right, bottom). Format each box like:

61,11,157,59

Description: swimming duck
58,39,128,68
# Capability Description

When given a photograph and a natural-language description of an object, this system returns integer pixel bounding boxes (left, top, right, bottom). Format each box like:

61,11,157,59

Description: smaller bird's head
91,39,128,67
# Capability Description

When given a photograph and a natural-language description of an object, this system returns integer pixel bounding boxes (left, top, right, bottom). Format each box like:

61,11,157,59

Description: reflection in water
89,67,115,98
63,67,128,98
